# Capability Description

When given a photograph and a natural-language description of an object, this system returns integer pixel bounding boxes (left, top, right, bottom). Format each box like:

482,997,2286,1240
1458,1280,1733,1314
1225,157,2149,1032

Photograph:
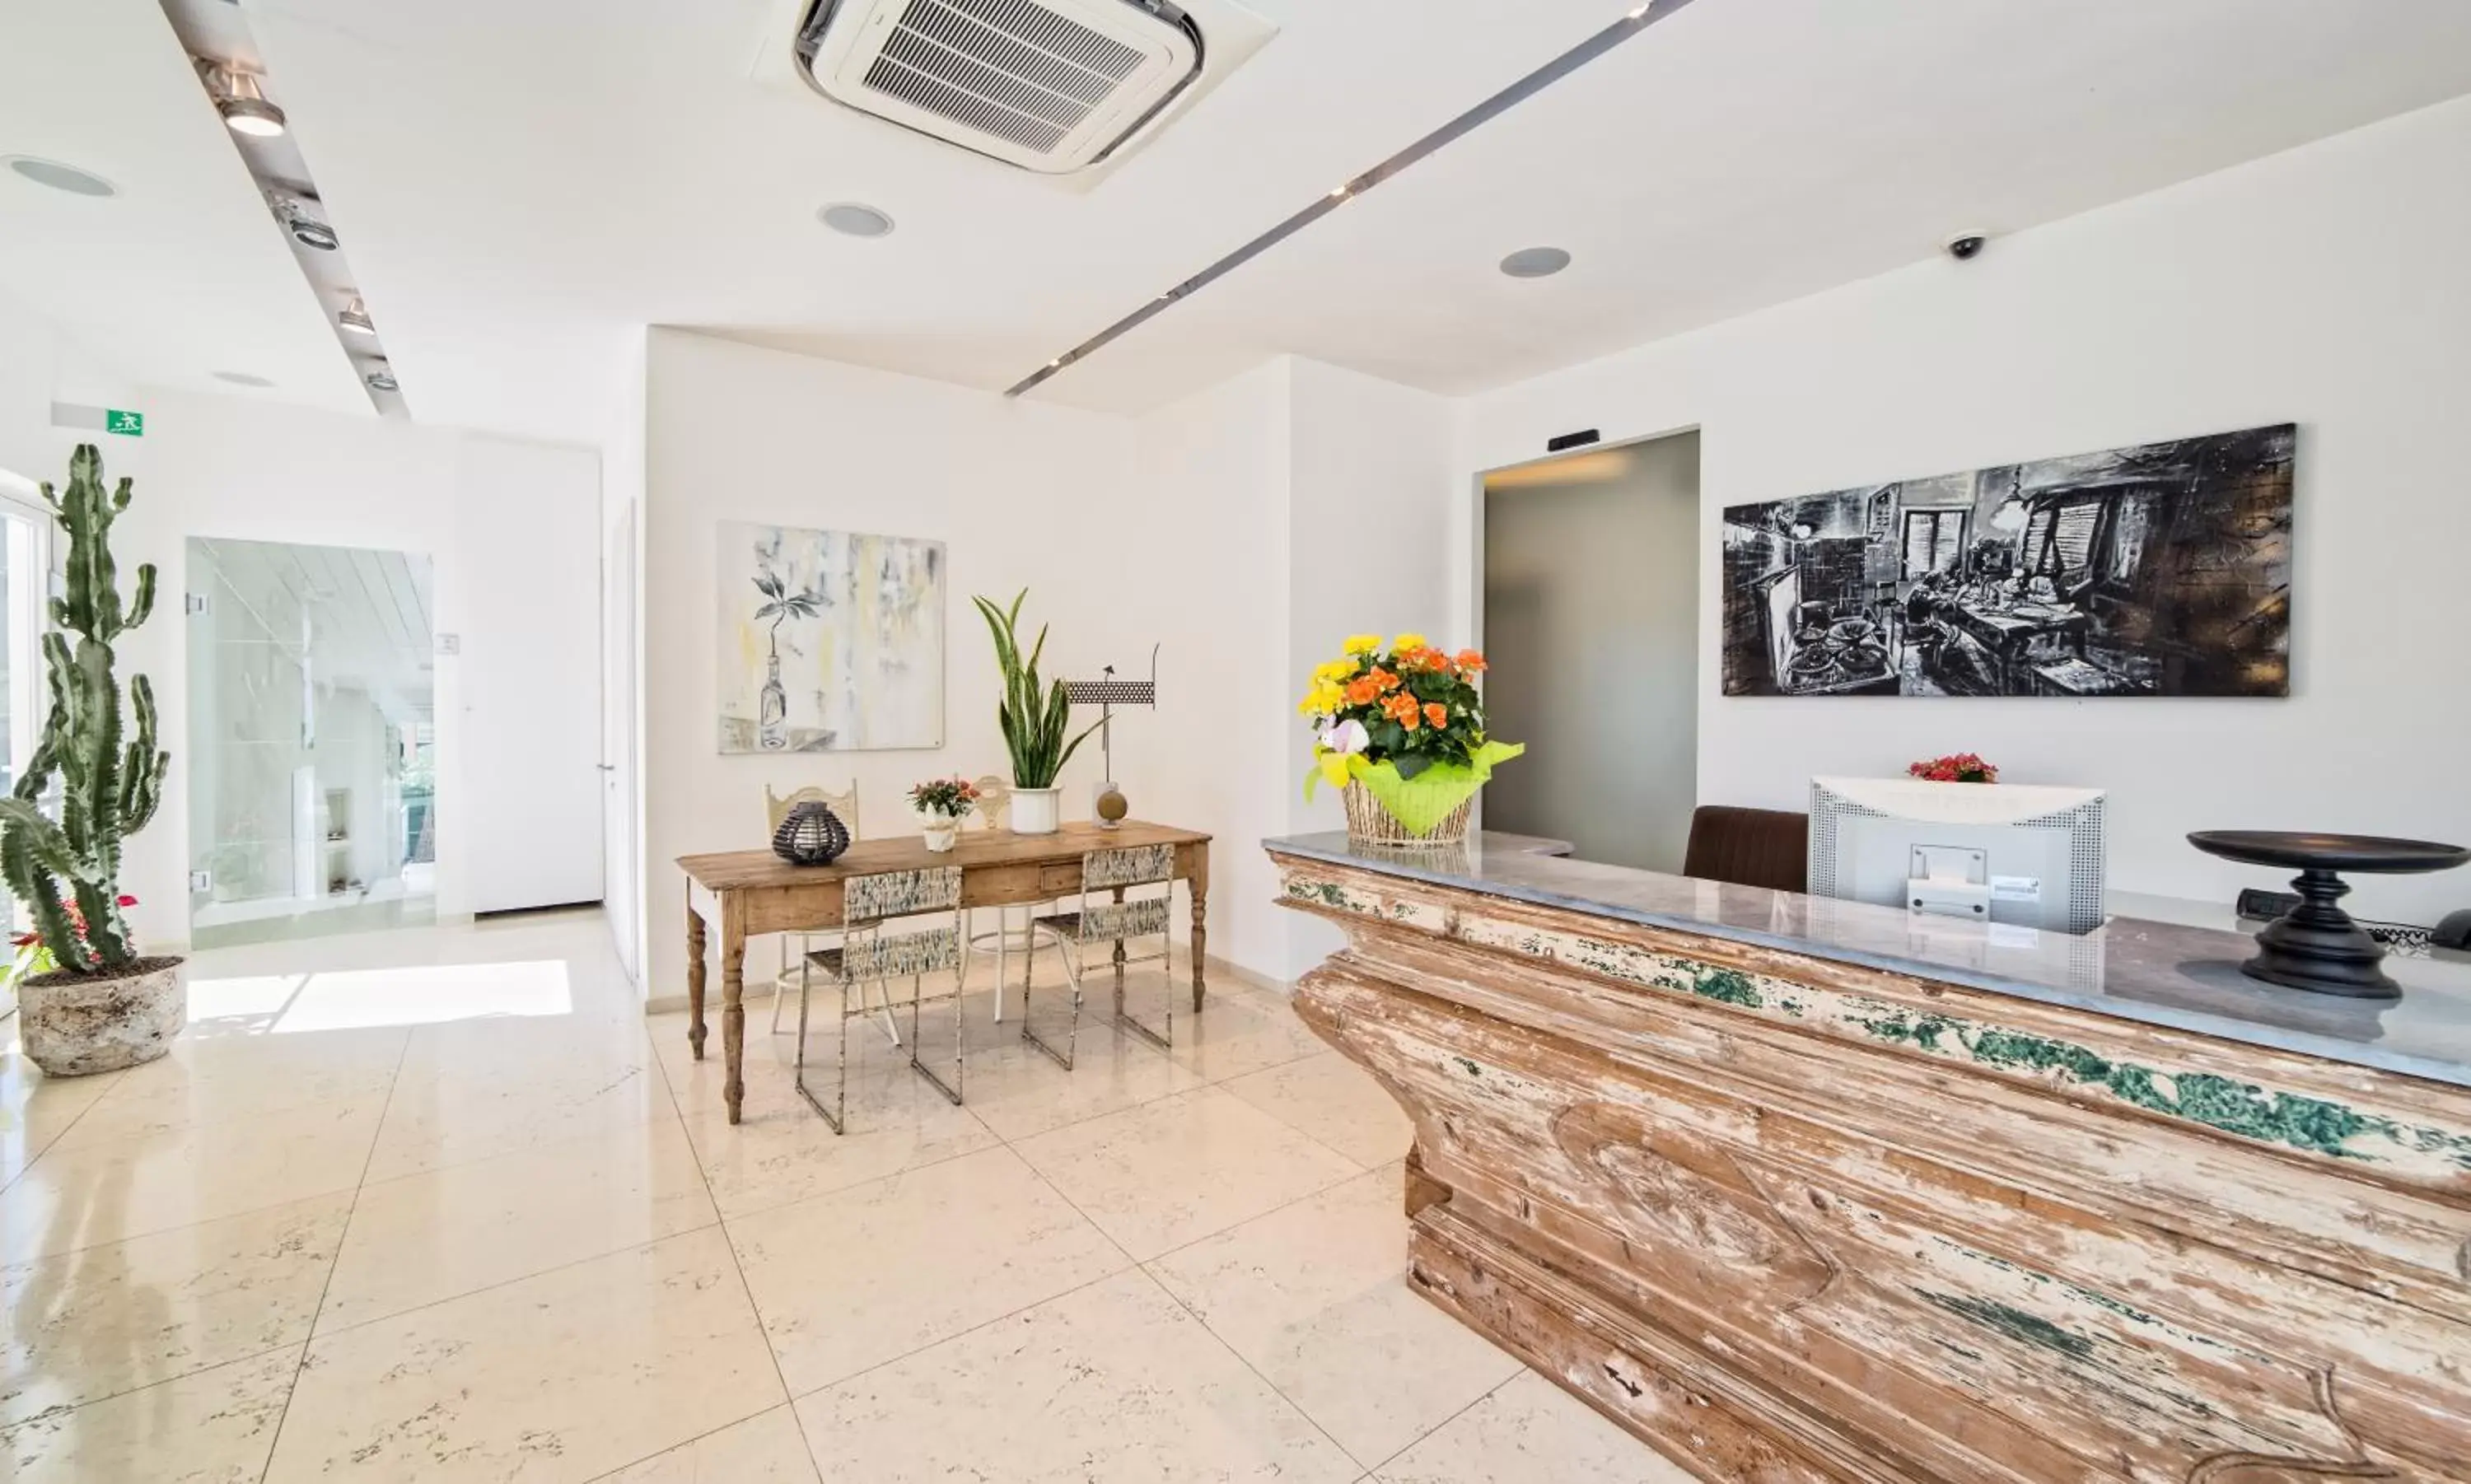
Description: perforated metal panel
1808,779,2107,934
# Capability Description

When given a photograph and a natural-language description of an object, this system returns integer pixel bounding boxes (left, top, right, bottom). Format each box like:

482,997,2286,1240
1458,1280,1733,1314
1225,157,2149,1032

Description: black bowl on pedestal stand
2187,831,2470,1000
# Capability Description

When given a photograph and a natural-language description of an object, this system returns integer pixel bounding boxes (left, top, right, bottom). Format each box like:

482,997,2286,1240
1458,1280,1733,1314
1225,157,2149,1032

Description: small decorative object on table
2188,829,2470,999
1301,632,1522,848
909,777,979,853
0,446,184,1076
1066,646,1158,832
974,589,1102,836
1908,752,1999,783
772,800,850,866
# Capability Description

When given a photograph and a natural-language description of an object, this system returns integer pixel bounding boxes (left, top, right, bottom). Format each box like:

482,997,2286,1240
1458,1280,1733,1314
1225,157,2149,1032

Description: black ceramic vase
773,802,850,866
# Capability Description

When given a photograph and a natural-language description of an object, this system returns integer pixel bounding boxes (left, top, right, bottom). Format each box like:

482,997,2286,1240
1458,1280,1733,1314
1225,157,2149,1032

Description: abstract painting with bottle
716,521,944,752
1719,423,2293,698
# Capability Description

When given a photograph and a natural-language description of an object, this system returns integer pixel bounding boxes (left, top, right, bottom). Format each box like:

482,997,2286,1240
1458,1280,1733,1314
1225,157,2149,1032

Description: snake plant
972,589,1100,791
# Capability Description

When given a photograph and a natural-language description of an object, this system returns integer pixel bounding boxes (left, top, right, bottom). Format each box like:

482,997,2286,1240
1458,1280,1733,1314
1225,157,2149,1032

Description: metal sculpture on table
1064,645,1158,830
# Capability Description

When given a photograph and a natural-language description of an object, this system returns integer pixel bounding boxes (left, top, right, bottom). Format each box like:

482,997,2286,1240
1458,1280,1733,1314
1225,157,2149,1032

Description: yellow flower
1312,659,1357,684
1341,633,1381,656
1390,632,1427,652
1296,684,1344,716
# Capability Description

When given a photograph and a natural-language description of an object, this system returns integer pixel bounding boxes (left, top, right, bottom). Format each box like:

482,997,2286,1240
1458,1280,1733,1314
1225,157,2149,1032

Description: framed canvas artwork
1719,423,2293,698
717,522,944,753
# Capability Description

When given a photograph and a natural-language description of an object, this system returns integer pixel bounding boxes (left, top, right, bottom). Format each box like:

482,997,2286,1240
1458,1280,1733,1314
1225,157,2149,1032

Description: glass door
186,538,437,950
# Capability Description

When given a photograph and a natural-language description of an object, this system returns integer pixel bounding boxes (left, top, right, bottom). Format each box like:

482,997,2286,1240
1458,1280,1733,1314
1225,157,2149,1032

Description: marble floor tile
264,1227,783,1484
1148,1166,1521,1466
672,1043,1000,1221
794,1268,1360,1483
362,1060,676,1183
729,1143,1128,1395
0,1342,302,1484
0,1052,118,1191
0,1097,384,1262
319,1119,717,1334
394,1007,658,1092
1374,1370,1700,1483
59,1034,404,1149
593,1404,819,1483
1012,1086,1361,1260
925,988,1208,1143
1220,1049,1414,1169
0,1192,346,1426
1165,987,1337,1084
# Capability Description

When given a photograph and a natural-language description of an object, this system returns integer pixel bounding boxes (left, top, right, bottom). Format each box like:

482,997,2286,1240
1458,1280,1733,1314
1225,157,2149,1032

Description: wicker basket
1343,780,1474,849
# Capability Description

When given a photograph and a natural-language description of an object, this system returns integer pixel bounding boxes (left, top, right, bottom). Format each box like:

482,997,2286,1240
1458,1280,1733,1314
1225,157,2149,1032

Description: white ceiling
6,0,2471,442
0,0,367,415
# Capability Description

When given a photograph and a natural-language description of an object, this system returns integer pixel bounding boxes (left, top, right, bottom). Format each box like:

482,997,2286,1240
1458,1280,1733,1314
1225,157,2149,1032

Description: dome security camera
1945,233,1988,262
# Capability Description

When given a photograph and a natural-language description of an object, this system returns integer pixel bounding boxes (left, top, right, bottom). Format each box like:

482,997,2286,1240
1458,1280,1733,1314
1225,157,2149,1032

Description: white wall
601,327,648,987
638,330,1160,1002
1455,93,2471,923
111,390,601,948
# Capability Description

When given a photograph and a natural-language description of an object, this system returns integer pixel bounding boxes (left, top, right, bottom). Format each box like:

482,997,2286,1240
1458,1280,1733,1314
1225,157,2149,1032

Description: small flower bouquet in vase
1301,633,1523,848
1908,753,1999,783
909,777,979,853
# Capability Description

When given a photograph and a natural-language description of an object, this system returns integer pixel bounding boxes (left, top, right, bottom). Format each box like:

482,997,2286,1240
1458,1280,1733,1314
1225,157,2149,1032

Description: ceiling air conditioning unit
790,0,1262,176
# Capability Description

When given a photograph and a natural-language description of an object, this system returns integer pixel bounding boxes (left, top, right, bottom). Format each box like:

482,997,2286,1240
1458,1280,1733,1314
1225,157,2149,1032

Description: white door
601,499,639,982
457,442,604,913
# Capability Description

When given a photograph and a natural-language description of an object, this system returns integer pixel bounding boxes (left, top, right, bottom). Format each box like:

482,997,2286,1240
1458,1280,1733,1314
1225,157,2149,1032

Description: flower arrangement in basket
1299,633,1522,847
1908,752,1999,784
909,777,979,853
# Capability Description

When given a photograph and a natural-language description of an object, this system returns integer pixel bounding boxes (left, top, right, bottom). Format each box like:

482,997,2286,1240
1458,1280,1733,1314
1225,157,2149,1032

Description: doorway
1480,432,1700,872
186,538,437,950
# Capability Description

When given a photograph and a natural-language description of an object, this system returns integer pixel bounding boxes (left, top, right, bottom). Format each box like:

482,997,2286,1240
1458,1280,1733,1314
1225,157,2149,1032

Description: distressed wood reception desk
1266,832,2471,1483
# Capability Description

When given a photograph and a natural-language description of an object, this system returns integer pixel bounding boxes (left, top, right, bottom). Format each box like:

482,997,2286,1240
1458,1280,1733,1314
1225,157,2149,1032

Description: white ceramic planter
1010,786,1062,835
921,815,961,852
21,956,186,1076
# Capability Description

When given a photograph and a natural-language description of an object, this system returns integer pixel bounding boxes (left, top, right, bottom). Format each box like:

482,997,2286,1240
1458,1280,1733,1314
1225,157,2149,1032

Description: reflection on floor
0,910,1690,1482
189,892,438,951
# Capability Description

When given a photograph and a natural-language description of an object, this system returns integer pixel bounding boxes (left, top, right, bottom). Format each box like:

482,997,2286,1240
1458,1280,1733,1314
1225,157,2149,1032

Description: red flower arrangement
1908,753,1998,784
7,894,138,982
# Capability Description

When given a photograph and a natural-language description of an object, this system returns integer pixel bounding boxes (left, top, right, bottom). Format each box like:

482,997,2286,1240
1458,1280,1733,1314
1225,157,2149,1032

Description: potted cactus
0,446,180,1076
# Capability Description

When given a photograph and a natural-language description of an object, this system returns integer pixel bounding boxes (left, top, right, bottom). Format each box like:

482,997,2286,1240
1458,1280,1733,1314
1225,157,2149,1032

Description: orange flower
1381,692,1422,730
1423,702,1448,729
1344,675,1382,707
1369,667,1401,694
1455,649,1487,673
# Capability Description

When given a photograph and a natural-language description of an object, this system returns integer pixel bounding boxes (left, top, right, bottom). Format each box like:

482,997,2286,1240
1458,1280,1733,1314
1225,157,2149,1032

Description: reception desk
1265,832,2471,1482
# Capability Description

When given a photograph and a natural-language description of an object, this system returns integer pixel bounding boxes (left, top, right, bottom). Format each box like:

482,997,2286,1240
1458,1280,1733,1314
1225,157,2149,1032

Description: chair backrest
838,867,965,980
1072,844,1176,941
1682,805,1810,894
973,776,1010,831
766,782,860,836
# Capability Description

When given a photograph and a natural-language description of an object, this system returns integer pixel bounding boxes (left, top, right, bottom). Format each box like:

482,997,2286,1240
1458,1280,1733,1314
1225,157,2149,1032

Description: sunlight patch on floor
186,959,574,1034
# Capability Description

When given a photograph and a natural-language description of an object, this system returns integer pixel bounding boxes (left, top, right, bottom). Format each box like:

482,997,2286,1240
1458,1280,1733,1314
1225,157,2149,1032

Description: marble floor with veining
0,909,1692,1482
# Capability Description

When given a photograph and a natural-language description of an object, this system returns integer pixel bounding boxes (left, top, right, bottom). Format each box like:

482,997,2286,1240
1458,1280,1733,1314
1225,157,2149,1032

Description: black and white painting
1720,423,2293,698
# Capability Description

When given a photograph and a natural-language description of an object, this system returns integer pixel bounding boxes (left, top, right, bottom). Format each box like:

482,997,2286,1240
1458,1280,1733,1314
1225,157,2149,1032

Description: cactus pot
20,956,186,1076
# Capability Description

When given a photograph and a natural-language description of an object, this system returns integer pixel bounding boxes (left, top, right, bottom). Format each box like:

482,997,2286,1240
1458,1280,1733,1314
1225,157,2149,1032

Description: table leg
1189,852,1210,1014
722,926,747,1126
686,902,708,1061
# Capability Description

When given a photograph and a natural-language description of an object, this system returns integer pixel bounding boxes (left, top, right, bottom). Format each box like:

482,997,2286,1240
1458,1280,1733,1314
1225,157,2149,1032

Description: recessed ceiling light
1499,246,1572,279
5,156,116,198
338,296,376,336
213,371,274,387
818,203,894,238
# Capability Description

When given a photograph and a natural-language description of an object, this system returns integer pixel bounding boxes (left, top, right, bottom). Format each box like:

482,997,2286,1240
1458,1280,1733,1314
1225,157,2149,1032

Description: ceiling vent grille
796,0,1202,174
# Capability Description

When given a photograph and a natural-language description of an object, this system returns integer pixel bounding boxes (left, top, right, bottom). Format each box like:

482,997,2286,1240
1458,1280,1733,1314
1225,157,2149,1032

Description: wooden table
679,821,1211,1124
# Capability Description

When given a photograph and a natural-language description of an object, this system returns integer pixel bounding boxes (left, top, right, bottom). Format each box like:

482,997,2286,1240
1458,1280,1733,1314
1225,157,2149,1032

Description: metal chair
764,783,885,1039
794,866,967,1132
1022,843,1179,1066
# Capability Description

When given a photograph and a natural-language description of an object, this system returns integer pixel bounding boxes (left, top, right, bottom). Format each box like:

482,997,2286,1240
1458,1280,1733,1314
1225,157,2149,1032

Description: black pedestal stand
2188,831,2471,1001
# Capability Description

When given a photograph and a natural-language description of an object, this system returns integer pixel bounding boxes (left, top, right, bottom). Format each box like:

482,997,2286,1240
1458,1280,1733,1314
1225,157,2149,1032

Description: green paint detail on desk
1853,1005,2447,1165
1455,1057,1484,1079
1916,1290,2096,1360
1693,966,1764,1009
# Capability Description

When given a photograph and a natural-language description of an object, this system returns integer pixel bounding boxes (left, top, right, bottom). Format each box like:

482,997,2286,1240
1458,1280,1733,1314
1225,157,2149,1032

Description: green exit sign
105,409,143,436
